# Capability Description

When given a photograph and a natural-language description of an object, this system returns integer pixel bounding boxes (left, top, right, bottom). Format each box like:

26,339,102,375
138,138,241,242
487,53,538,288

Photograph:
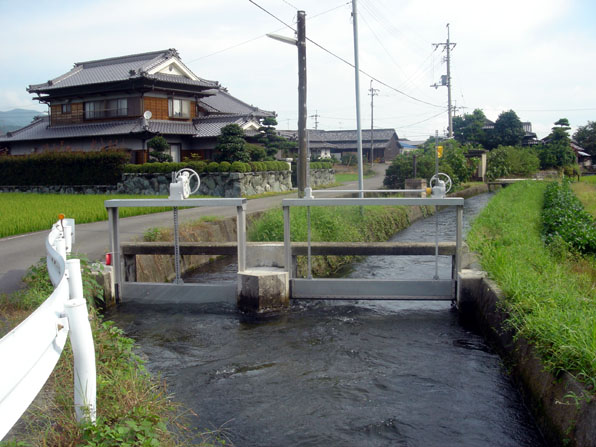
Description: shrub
231,161,247,173
207,161,220,172
0,150,128,186
486,145,540,180
542,180,596,254
218,161,231,172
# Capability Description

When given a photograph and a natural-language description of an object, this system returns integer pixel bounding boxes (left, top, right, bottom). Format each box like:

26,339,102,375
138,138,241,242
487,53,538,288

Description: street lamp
267,10,307,198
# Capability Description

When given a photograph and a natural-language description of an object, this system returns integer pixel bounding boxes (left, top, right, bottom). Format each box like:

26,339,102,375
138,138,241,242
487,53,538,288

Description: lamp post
267,10,307,197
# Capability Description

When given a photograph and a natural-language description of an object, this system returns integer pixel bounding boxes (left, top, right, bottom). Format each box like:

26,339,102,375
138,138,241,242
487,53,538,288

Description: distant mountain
0,108,46,134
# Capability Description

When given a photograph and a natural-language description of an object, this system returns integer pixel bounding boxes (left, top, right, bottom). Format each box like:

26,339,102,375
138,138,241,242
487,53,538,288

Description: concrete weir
458,269,596,447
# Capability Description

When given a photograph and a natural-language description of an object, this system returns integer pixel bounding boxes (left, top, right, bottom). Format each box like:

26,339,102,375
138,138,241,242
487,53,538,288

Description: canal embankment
464,180,596,447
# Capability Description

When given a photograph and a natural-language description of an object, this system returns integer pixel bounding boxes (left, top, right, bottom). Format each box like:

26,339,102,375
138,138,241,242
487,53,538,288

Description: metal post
456,204,463,274
446,23,453,138
283,205,292,277
66,259,84,301
108,207,121,303
173,207,183,284
307,206,312,279
297,10,307,198
64,298,96,423
237,205,247,272
434,130,439,280
352,0,364,199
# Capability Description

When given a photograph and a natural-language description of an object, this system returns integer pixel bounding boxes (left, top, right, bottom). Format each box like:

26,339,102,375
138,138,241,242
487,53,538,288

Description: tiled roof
0,115,261,143
200,89,275,118
278,128,397,148
28,49,218,93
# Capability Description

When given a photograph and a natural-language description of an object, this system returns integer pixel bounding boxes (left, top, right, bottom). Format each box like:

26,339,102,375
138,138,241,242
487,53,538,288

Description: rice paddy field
0,193,175,238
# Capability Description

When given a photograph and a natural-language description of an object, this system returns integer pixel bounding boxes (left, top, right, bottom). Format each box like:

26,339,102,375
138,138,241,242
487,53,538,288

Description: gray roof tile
200,89,274,118
28,49,218,93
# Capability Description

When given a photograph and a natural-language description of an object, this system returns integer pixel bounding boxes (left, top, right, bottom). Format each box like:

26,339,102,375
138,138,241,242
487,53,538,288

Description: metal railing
0,218,96,440
282,194,464,300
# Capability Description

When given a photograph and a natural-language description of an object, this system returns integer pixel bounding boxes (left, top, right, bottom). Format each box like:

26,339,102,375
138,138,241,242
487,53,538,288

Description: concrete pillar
404,178,427,197
456,269,486,316
237,268,289,313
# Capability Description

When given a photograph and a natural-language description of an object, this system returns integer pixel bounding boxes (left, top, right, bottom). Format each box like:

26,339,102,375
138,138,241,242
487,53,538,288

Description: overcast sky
1,0,595,140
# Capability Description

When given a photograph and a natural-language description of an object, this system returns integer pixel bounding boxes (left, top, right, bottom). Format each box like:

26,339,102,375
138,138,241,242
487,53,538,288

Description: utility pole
297,10,307,197
431,23,456,138
352,0,364,198
369,80,379,166
309,110,319,130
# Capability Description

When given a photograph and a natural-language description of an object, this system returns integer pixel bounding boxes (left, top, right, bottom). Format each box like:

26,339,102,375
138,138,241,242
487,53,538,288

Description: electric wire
247,0,444,109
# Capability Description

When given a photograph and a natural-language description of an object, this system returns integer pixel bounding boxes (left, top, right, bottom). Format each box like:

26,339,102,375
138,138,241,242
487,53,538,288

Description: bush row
0,151,128,186
123,160,290,174
542,180,596,254
310,161,333,170
486,145,540,180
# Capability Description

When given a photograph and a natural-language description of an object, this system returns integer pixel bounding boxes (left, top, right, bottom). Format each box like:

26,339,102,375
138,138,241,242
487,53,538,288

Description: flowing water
110,193,545,446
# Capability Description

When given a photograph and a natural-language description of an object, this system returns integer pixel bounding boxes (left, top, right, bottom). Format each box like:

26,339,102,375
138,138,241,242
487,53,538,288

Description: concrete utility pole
310,110,319,130
369,80,379,166
431,23,456,138
352,0,364,198
297,10,307,197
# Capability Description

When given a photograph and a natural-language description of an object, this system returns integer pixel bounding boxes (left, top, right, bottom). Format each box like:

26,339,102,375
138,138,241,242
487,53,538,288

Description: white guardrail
0,217,96,440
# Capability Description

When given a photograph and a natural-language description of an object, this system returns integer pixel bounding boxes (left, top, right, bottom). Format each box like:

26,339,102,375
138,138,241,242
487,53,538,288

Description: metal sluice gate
282,195,464,301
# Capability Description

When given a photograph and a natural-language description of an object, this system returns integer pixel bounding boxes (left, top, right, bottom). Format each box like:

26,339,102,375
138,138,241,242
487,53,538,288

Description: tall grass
0,193,175,238
467,181,596,389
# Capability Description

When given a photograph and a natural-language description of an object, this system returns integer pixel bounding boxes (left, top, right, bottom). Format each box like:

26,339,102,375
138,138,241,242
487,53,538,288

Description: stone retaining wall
0,169,335,197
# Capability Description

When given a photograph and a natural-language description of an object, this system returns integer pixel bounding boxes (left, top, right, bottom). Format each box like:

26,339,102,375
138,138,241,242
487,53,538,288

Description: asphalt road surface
0,165,387,295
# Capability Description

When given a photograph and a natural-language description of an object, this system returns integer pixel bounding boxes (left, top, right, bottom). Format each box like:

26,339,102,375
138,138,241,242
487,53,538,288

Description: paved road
0,165,387,294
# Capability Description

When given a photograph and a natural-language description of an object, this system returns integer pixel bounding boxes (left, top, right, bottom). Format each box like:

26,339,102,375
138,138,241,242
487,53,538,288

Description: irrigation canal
109,192,546,446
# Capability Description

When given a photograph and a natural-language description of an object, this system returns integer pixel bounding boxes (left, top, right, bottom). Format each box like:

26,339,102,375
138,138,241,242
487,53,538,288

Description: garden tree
537,118,575,169
494,110,525,147
452,109,488,146
246,143,267,161
215,124,249,162
146,136,172,162
486,145,540,180
256,117,290,159
573,121,596,157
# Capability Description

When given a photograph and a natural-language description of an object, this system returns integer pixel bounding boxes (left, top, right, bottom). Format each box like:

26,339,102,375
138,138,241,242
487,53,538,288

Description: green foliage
231,161,250,173
0,193,176,238
453,108,490,147
215,124,249,162
248,204,415,276
384,141,473,188
246,143,267,161
146,136,172,163
207,161,220,172
218,161,231,172
467,181,596,391
0,151,128,186
542,180,596,254
573,120,596,157
310,161,333,170
494,110,525,147
486,145,540,180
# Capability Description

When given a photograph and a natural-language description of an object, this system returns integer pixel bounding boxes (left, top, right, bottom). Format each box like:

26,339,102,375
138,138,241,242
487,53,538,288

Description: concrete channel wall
458,271,596,447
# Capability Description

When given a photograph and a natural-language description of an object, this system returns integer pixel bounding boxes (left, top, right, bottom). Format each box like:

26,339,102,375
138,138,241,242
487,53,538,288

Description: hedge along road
0,164,386,295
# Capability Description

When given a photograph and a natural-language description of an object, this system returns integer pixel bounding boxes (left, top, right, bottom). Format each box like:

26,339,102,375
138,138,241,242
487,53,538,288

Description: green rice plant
0,193,196,238
467,181,596,390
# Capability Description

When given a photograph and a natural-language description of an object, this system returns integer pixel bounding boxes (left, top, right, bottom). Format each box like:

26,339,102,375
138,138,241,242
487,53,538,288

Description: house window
168,98,190,118
84,98,128,119
61,104,71,114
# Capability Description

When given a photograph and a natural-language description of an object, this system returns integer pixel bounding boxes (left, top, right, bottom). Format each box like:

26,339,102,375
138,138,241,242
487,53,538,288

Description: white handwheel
175,168,200,196
429,173,452,193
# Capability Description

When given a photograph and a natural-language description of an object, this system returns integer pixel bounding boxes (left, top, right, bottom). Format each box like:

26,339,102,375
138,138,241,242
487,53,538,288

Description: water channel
109,193,546,446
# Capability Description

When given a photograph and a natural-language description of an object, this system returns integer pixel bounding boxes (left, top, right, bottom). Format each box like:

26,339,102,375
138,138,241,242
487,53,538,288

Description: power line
247,0,444,109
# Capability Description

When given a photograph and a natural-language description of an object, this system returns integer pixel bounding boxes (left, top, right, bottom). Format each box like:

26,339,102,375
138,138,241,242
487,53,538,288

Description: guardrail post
64,298,96,424
108,207,121,303
66,259,84,301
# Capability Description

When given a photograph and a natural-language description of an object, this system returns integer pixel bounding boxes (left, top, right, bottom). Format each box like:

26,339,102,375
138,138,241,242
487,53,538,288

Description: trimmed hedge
310,161,333,170
0,151,128,186
123,160,290,174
